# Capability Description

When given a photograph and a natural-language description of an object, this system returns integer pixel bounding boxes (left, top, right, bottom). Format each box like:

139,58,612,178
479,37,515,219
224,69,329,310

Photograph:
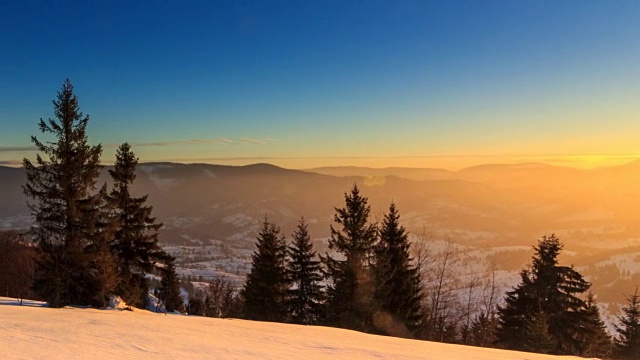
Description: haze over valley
3,160,640,322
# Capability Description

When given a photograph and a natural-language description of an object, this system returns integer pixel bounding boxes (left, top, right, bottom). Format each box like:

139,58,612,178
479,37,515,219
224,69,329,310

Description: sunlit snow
0,297,600,360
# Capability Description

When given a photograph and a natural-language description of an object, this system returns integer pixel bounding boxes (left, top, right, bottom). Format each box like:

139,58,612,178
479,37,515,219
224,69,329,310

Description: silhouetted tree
496,234,591,355
242,219,288,322
577,293,611,358
108,143,163,308
323,184,378,332
23,79,103,307
373,202,423,338
287,217,324,325
81,188,119,307
158,255,183,312
188,294,206,316
614,288,640,360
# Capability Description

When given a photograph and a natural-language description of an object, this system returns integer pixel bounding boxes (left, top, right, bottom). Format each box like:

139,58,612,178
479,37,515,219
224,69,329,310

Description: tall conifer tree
373,202,423,337
614,288,640,360
287,217,324,325
242,219,289,322
108,143,163,307
323,184,378,331
23,79,103,307
496,234,591,355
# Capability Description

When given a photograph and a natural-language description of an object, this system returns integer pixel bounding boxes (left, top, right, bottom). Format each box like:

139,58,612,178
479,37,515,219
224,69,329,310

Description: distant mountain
306,166,455,181
6,161,640,319
0,166,27,218
4,160,640,250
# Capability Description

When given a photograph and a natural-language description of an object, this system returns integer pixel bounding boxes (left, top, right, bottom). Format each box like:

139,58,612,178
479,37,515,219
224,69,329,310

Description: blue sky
1,1,639,169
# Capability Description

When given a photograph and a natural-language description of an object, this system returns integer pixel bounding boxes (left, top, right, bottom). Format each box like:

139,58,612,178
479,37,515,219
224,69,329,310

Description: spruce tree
496,234,591,355
578,293,612,358
108,143,163,308
81,186,119,308
242,219,289,322
287,217,324,325
23,79,103,307
614,288,640,360
323,184,378,332
158,254,183,312
373,202,423,338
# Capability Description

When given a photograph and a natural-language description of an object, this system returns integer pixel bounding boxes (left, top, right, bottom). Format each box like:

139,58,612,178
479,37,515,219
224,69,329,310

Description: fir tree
373,202,423,338
108,143,163,308
614,288,640,360
158,254,183,312
323,184,378,332
468,310,498,347
23,79,103,307
81,186,119,308
242,219,289,322
578,293,612,358
496,234,591,355
287,217,324,325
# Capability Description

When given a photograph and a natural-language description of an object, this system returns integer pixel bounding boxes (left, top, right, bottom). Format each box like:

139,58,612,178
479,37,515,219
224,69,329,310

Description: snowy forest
2,80,640,360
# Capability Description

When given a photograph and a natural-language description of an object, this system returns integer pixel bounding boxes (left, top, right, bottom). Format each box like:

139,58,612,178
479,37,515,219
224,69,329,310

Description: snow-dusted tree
373,202,423,338
108,143,163,308
614,288,640,360
242,219,289,322
323,184,378,332
287,217,324,325
23,79,103,307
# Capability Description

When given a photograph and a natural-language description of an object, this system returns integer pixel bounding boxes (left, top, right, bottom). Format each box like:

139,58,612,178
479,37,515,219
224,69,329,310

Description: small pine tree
614,288,640,360
287,217,324,325
373,202,423,338
158,255,183,313
323,184,378,332
187,294,206,316
23,79,103,307
468,310,498,347
242,219,289,322
108,143,163,308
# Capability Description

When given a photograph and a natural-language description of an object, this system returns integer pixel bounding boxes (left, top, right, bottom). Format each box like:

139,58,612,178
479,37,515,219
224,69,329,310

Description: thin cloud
239,138,263,144
122,138,235,148
0,159,23,165
0,146,36,152
117,137,274,148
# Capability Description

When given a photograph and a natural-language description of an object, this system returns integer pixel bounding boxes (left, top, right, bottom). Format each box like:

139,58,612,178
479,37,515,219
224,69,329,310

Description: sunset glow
1,2,639,170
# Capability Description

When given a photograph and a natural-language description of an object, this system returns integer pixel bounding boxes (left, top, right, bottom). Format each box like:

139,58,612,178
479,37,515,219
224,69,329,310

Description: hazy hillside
4,161,640,318
0,297,599,360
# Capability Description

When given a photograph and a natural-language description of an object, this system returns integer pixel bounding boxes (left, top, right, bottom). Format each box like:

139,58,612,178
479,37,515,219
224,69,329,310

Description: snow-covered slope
0,298,598,360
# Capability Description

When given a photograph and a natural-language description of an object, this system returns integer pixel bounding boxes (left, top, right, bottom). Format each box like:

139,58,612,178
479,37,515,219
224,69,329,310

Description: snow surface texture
0,298,599,360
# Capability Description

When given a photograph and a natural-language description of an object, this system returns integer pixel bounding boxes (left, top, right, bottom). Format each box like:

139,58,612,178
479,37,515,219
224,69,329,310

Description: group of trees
241,185,424,337
19,80,181,310
6,79,640,358
238,187,640,358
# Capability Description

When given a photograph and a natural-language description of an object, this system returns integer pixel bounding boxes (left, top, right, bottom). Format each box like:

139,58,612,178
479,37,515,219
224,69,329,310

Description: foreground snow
0,298,598,360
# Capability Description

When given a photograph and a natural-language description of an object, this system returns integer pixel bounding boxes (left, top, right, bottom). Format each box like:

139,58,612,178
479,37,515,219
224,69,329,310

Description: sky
1,1,639,169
